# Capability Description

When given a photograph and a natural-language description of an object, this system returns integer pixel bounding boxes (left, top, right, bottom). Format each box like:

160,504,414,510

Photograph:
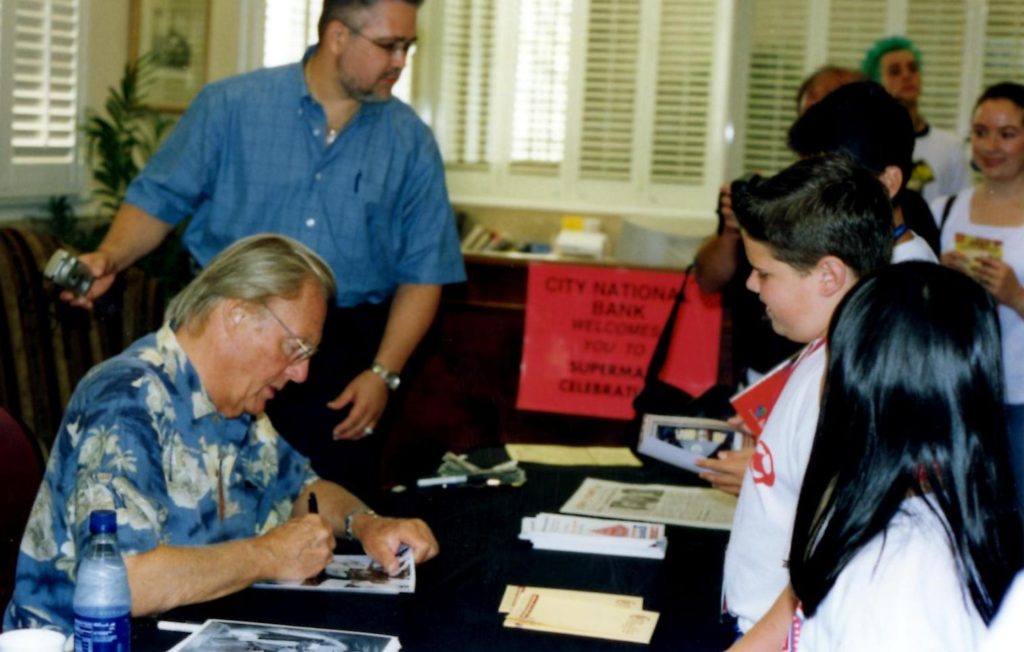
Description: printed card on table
519,513,668,559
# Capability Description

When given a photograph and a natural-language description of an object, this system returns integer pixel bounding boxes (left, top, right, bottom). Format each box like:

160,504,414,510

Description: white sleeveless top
933,186,1024,404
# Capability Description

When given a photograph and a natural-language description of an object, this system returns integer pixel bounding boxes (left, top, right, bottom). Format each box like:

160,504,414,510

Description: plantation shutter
906,0,968,132
577,0,640,181
826,0,889,70
741,0,807,176
650,0,716,185
262,0,318,68
982,0,1024,89
508,0,573,175
0,0,82,197
437,0,493,169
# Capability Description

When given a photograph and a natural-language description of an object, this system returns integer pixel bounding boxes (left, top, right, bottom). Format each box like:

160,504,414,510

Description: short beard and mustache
343,68,402,103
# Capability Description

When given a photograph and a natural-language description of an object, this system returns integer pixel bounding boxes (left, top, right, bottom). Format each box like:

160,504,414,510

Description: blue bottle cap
89,510,117,534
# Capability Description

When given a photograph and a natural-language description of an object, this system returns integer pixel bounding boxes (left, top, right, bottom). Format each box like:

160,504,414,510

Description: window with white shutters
262,0,318,68
508,0,573,175
437,0,493,169
239,0,1024,215
982,0,1024,90
578,0,640,181
826,0,888,70
740,0,806,176
432,0,725,217
906,0,968,132
0,0,83,199
735,0,1023,179
651,0,716,185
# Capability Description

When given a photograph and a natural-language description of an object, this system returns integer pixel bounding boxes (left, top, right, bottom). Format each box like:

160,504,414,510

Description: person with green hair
862,35,970,203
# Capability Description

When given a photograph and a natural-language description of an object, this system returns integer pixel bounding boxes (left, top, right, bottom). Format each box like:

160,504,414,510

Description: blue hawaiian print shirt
122,47,465,308
3,325,318,633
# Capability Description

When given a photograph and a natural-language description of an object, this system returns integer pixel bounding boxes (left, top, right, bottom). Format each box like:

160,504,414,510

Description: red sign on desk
516,263,684,420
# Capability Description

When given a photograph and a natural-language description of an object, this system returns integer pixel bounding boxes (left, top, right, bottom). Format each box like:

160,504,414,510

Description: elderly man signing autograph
4,234,438,634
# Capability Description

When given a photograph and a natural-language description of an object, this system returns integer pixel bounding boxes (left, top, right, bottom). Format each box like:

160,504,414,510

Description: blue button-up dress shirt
124,49,465,307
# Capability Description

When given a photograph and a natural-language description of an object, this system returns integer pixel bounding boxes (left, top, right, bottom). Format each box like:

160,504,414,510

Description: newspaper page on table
168,619,400,652
560,477,736,530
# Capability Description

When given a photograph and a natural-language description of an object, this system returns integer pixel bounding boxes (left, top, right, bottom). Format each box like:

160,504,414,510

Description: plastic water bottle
73,510,131,652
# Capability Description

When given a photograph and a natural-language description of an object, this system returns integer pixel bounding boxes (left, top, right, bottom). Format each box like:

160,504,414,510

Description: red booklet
730,339,824,437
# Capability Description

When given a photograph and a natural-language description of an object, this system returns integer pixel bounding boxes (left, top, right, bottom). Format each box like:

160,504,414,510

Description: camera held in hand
729,172,762,200
44,249,94,297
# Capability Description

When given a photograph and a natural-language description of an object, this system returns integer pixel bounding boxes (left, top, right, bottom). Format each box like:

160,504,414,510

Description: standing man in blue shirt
68,0,465,493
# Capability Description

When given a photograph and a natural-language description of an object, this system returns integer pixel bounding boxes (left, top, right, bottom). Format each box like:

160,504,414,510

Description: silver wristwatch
344,507,377,541
370,362,401,391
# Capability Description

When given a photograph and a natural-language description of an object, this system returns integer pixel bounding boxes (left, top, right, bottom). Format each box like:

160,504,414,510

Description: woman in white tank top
931,82,1024,510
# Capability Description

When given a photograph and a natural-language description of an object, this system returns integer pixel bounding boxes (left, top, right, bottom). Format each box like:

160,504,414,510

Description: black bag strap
642,266,693,383
939,193,958,236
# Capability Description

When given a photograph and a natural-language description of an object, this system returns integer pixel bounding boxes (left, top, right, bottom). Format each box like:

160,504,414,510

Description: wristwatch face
372,364,400,390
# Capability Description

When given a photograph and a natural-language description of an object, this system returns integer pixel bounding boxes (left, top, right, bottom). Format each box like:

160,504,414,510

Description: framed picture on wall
129,0,210,112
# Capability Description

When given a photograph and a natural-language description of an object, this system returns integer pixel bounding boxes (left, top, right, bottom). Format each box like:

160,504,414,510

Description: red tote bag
655,272,722,398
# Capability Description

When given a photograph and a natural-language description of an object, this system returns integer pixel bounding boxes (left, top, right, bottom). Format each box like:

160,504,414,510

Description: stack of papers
519,512,667,559
499,585,659,644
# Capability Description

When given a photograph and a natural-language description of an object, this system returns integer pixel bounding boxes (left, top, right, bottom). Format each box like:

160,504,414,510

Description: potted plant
48,53,190,296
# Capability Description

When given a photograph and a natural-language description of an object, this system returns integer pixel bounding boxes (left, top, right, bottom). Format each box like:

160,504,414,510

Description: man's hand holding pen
301,489,439,578
256,511,336,583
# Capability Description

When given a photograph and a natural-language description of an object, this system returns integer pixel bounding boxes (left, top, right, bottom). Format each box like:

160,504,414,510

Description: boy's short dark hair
733,154,893,278
788,81,915,188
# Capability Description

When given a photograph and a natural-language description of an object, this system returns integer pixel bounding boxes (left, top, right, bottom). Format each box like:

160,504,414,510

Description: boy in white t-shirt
721,154,893,648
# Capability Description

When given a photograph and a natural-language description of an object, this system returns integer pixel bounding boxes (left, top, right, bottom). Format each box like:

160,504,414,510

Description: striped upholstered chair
0,222,166,455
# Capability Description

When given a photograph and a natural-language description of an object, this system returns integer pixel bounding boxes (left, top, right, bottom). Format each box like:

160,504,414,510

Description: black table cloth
134,457,731,651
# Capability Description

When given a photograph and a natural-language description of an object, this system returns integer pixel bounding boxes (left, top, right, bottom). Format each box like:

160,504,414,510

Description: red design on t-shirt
787,602,805,651
751,439,776,487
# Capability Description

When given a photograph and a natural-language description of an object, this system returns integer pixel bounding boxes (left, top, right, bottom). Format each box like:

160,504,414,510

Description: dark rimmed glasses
342,20,417,59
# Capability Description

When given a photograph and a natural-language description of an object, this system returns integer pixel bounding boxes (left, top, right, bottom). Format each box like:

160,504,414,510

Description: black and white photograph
255,547,415,594
169,619,400,652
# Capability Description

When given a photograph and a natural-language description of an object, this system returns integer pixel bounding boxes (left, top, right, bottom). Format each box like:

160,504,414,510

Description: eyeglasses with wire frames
262,303,318,364
341,20,417,58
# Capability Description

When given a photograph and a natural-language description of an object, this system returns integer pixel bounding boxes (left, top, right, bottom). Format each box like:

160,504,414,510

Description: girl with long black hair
786,262,1022,650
